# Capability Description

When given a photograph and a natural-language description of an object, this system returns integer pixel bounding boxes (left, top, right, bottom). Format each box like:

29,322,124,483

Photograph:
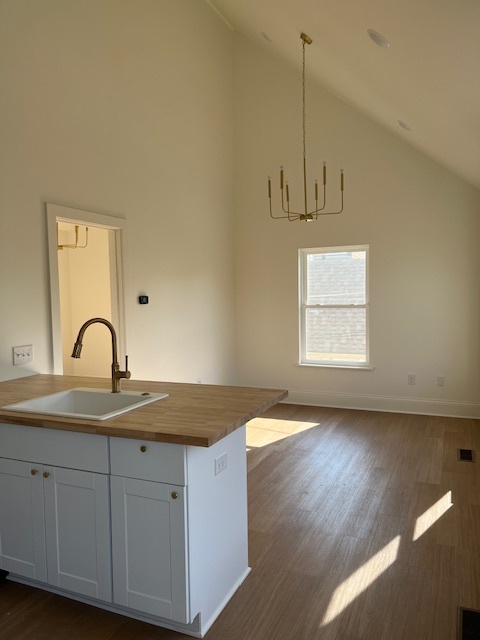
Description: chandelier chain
302,39,306,161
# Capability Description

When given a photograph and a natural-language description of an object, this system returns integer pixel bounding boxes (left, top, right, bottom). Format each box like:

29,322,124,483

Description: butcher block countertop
0,374,288,447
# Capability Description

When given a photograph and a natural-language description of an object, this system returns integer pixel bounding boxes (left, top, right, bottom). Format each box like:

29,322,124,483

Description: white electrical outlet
13,345,33,366
407,373,416,385
214,452,228,476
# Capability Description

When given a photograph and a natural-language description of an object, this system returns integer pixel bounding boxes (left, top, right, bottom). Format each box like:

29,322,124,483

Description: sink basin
2,387,169,421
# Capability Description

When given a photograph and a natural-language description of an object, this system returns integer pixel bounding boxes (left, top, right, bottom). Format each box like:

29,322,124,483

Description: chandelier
268,33,344,222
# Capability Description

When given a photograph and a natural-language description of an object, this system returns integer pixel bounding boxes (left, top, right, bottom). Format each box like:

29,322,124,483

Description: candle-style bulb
315,179,318,201
340,170,344,191
323,162,327,186
280,166,284,190
268,177,272,198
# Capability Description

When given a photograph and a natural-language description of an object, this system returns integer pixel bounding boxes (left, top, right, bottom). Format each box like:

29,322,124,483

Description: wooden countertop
0,375,288,447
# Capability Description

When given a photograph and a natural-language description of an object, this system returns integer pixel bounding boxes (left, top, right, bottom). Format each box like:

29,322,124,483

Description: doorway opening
46,203,127,377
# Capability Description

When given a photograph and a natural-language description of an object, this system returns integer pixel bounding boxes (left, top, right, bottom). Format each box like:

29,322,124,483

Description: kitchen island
0,375,287,637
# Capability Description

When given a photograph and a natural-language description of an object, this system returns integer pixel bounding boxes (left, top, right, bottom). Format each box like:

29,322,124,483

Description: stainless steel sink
2,388,168,421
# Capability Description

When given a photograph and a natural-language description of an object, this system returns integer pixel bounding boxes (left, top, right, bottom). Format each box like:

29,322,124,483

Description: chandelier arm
281,188,289,214
311,184,327,214
281,189,302,218
269,191,289,219
287,200,296,220
269,203,290,220
315,193,344,216
280,195,302,217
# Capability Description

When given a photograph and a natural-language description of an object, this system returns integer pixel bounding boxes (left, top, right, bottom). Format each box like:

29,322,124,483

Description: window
298,246,369,367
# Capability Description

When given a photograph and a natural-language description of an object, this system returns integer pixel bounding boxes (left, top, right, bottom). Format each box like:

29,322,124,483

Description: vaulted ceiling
209,0,480,190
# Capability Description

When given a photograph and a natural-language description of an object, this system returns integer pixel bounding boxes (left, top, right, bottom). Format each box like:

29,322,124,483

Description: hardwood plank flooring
1,405,479,639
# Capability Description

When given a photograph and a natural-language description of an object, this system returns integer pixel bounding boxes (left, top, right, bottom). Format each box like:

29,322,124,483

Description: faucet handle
124,355,131,379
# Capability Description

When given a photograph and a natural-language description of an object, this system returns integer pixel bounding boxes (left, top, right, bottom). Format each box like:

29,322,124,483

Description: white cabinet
108,429,250,636
109,435,190,621
44,466,111,601
0,423,112,603
110,476,189,622
0,422,249,638
0,458,47,582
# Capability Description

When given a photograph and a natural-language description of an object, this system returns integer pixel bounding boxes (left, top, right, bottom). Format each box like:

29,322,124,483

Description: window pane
305,308,366,362
306,251,366,305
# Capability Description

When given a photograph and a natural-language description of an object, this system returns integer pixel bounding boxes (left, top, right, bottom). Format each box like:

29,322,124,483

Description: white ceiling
209,0,480,191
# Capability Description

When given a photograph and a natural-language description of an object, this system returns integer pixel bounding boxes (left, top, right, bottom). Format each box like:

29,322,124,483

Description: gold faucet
71,317,131,393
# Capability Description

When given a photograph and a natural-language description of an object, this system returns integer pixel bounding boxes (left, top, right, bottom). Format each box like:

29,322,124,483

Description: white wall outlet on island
13,344,33,365
214,452,228,476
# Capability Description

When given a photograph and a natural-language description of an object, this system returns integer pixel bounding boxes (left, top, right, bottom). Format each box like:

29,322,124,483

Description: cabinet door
0,458,47,581
111,476,189,623
44,466,112,602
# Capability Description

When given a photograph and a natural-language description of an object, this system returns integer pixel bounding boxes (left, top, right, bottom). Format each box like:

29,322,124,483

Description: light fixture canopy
367,29,390,48
268,33,344,222
398,119,413,131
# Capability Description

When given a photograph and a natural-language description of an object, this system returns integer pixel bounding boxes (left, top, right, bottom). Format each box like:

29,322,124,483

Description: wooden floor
1,405,479,639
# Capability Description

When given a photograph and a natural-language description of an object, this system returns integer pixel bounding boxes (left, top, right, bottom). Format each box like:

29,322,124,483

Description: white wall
0,0,236,385
2,2,479,417
233,35,480,417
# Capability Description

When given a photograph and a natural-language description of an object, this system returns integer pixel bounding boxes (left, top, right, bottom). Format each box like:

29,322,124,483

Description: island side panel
186,426,249,635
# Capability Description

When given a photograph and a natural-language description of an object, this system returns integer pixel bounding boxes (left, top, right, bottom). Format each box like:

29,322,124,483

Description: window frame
298,245,370,368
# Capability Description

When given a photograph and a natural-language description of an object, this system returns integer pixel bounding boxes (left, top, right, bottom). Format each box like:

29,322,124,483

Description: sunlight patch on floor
246,417,319,448
413,491,453,541
321,535,401,626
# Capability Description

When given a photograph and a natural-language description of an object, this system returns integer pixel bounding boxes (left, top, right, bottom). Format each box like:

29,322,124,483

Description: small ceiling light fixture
57,223,89,250
268,33,344,222
367,29,390,48
398,120,413,132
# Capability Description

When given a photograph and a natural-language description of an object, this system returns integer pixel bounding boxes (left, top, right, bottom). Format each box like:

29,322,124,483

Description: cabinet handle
171,492,178,500
43,472,50,479
30,469,38,476
140,445,147,453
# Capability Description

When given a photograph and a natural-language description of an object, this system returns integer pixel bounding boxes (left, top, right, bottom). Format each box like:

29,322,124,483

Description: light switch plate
13,344,33,365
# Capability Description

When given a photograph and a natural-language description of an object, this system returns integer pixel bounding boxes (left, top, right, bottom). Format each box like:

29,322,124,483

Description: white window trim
298,245,370,369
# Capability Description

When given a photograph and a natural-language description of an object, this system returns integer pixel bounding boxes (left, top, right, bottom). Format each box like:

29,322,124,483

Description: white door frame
46,203,127,375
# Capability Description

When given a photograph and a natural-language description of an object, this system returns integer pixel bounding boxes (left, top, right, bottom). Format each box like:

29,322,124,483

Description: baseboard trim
285,390,480,419
7,575,203,638
198,567,251,637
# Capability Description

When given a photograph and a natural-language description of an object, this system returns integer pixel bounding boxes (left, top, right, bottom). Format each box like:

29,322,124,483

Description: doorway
46,203,127,377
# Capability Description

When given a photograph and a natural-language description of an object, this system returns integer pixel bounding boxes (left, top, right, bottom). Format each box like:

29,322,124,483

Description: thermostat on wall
138,295,149,305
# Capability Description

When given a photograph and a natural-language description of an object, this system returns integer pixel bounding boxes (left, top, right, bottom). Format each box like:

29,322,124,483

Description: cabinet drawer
109,437,186,485
0,423,109,473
